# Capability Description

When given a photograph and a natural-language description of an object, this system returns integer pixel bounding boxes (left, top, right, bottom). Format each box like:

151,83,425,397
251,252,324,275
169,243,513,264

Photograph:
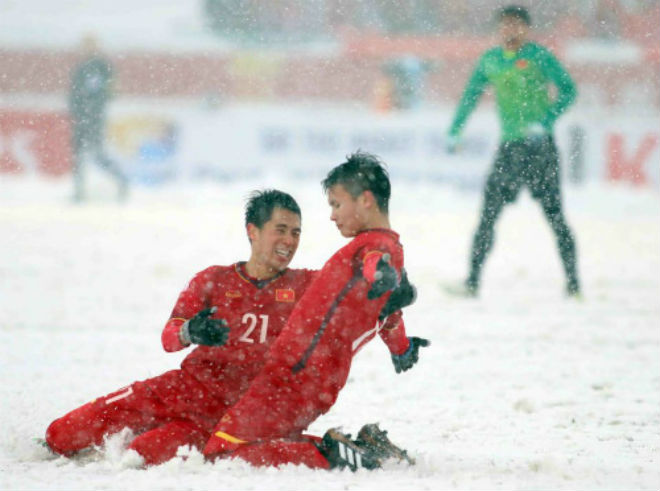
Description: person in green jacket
447,5,580,297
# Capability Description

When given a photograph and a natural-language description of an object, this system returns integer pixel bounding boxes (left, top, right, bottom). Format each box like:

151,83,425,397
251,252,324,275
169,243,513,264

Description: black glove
391,337,430,373
378,268,417,320
367,253,399,300
182,307,229,347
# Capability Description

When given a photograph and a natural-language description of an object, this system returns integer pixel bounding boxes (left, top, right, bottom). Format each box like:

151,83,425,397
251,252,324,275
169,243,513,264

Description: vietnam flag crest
276,289,295,302
515,59,529,69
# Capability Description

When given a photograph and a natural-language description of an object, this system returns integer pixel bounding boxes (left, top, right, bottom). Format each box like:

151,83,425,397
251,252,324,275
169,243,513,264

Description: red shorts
46,369,228,465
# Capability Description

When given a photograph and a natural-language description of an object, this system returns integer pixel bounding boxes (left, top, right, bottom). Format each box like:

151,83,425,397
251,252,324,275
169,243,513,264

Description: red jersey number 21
239,313,269,344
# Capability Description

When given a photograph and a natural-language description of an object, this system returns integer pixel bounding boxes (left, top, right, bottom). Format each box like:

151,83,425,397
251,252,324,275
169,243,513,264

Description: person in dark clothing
446,5,580,297
69,35,127,202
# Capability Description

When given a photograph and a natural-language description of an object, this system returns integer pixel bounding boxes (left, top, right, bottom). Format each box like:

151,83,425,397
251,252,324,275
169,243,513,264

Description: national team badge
276,289,295,302
225,290,242,298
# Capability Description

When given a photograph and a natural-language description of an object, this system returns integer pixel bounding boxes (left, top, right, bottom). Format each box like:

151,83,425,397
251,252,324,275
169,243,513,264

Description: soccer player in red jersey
44,188,416,468
203,152,429,470
45,190,316,465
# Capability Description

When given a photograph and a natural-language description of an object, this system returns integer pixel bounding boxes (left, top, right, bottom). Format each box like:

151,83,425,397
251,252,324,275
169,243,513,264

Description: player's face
248,207,301,277
499,16,529,49
327,184,368,238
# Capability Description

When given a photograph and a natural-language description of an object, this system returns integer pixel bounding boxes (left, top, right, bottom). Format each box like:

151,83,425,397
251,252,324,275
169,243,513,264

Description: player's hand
446,134,461,154
183,307,229,347
379,268,417,320
367,253,399,300
391,337,430,373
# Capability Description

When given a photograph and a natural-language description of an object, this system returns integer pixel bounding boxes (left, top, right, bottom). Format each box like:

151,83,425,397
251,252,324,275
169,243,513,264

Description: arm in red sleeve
161,267,214,352
378,310,410,356
162,318,189,352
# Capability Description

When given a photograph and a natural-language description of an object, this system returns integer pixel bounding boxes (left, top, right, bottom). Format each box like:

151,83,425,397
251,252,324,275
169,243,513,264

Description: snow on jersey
205,228,409,445
161,263,316,402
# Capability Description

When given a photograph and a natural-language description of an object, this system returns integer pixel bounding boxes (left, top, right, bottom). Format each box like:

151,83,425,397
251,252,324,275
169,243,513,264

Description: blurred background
0,0,658,189
2,5,660,490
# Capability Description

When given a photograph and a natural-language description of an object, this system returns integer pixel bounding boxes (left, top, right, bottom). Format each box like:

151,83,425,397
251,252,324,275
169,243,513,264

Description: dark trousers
72,119,126,200
468,136,579,291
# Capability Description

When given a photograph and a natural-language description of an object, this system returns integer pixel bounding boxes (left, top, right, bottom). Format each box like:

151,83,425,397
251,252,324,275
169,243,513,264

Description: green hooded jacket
449,42,576,142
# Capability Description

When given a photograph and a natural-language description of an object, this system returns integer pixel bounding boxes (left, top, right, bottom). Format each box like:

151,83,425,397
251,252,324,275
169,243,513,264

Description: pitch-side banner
176,106,497,189
176,106,659,189
2,105,658,189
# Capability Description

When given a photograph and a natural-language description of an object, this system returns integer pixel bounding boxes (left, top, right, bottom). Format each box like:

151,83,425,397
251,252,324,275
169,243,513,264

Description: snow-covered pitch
1,175,658,490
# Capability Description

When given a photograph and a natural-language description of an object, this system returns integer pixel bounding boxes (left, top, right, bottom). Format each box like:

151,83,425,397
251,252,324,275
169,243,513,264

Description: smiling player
45,187,416,467
203,152,429,470
45,190,315,465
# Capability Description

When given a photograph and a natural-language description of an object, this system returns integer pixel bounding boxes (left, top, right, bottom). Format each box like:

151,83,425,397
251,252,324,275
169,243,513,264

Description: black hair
244,189,301,229
498,5,531,25
321,151,391,213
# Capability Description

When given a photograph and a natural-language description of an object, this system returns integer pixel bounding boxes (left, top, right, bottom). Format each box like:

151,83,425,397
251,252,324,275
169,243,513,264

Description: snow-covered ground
1,173,658,490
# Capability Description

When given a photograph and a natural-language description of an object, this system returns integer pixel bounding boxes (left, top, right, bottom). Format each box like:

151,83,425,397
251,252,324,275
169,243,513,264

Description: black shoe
443,280,478,298
567,279,581,298
72,191,85,203
318,428,382,471
118,179,129,203
356,423,415,465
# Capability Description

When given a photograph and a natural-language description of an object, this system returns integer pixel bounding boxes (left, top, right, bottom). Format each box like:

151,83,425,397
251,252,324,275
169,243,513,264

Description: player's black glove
367,253,399,300
391,337,430,373
182,307,229,347
378,268,417,320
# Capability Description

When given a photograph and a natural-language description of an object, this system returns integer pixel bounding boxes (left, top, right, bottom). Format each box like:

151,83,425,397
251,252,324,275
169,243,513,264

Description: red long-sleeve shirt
206,228,411,449
162,261,409,405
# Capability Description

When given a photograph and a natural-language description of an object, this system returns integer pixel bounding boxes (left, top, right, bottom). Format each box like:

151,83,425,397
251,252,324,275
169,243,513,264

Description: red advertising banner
606,132,660,186
0,111,72,176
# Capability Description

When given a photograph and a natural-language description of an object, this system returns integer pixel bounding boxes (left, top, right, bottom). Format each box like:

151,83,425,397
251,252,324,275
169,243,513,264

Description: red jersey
283,228,408,378
47,255,410,466
205,229,410,449
161,263,316,405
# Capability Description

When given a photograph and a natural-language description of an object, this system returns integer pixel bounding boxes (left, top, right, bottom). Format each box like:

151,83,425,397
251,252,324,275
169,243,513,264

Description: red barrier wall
0,111,72,175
